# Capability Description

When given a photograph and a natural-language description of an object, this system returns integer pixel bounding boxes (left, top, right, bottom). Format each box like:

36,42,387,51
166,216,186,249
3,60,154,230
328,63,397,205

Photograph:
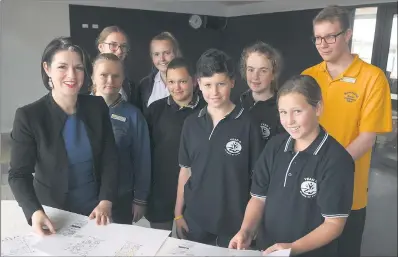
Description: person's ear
315,100,324,117
98,43,104,53
344,29,353,43
43,62,50,76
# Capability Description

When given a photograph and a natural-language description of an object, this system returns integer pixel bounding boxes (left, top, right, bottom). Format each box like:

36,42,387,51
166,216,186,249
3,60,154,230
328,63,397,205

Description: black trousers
338,207,367,257
112,193,133,225
180,210,233,248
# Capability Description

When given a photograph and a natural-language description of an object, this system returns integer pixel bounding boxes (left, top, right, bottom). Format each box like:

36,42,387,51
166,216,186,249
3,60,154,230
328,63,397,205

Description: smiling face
278,92,322,141
150,39,176,73
166,67,194,104
198,73,234,109
246,52,274,94
98,32,129,61
43,50,85,97
92,59,124,97
313,20,352,63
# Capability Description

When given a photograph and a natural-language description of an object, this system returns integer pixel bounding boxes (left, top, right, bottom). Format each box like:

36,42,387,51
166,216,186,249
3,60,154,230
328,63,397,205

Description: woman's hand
263,243,293,256
31,210,56,236
89,200,112,225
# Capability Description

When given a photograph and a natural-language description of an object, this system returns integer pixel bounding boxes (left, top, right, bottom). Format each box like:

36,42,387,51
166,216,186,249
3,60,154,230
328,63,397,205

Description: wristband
174,215,183,221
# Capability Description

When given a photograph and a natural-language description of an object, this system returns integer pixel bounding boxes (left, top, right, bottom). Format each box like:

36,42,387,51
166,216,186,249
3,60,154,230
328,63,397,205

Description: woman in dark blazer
8,37,119,236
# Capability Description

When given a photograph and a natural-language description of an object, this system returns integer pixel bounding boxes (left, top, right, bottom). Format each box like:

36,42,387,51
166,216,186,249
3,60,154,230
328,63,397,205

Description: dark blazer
137,69,158,117
8,93,119,224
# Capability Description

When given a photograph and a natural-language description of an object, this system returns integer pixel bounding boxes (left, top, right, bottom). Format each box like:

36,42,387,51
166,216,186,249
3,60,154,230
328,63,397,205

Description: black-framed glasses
103,42,129,53
311,30,346,45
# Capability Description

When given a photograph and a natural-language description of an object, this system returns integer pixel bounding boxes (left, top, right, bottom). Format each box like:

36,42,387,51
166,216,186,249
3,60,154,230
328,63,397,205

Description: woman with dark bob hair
8,37,119,236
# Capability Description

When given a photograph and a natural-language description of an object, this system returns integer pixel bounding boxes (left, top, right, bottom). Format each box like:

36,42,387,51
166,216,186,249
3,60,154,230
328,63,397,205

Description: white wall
0,0,69,133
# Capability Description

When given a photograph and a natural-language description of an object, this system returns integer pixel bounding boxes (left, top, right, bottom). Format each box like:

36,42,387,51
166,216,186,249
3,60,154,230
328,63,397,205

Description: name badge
341,77,356,83
111,114,126,122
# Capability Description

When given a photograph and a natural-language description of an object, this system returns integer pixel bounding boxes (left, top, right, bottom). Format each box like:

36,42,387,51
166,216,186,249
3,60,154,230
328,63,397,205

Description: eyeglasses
311,31,346,45
103,42,129,53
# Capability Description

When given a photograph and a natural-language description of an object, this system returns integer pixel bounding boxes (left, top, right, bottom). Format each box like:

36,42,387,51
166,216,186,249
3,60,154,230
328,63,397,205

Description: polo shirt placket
179,106,264,237
251,127,354,257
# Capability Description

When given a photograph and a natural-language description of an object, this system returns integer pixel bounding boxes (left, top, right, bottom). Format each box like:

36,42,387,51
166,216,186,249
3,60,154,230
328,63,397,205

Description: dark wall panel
69,5,323,100
69,5,224,86
222,9,323,101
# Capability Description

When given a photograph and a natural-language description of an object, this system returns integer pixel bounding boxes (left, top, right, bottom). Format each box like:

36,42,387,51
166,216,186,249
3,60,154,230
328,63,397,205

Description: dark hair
277,75,322,107
166,57,194,77
240,41,283,93
91,53,124,94
196,48,235,79
96,26,130,50
151,31,182,57
313,5,351,31
41,37,91,91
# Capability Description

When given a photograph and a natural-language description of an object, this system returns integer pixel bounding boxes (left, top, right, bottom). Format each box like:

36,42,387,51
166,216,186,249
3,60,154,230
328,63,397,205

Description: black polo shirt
145,93,205,222
179,105,264,237
251,127,354,257
239,90,285,144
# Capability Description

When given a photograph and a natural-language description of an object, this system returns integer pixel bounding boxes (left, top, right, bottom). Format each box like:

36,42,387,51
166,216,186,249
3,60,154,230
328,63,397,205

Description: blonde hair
91,53,124,94
150,31,182,57
96,26,130,49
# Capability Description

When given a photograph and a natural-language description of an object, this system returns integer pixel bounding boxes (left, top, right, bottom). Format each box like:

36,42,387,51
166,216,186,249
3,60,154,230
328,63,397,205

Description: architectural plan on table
33,220,171,256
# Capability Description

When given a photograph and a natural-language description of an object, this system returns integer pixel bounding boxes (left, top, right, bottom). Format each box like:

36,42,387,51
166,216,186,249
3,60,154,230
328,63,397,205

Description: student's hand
263,243,292,255
89,200,112,225
228,229,252,250
132,204,146,223
31,210,56,236
175,217,189,239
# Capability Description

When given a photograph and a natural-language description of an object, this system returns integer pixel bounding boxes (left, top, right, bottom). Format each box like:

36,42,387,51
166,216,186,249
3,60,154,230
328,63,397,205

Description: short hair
151,31,182,57
313,5,351,31
91,53,124,94
96,26,130,50
277,75,322,107
240,41,283,92
166,57,194,77
41,37,91,91
196,48,235,79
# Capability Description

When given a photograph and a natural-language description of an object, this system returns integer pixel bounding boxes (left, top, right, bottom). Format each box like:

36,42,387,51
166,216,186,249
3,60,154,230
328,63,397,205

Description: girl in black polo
229,75,354,257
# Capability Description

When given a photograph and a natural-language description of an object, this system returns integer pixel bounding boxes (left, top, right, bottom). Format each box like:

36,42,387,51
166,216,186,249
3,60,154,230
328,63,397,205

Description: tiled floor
1,128,397,255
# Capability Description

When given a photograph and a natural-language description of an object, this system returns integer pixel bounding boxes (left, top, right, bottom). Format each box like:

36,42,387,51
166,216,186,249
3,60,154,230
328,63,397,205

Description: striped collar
167,94,200,110
284,126,329,155
198,105,244,120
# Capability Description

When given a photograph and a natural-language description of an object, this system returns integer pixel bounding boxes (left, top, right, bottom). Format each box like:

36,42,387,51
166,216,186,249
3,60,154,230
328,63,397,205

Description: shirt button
288,173,292,176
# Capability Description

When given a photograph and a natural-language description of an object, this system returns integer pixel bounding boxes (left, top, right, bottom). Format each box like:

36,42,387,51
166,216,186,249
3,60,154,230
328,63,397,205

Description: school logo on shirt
300,178,317,198
260,123,271,139
225,138,242,156
344,92,359,103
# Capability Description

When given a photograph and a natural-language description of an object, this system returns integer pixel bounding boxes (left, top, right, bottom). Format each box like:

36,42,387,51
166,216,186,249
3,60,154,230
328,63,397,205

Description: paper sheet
1,234,49,256
159,239,262,256
34,220,171,256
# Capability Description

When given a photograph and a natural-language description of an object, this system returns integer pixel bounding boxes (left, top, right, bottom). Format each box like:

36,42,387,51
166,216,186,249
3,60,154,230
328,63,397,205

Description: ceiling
38,0,397,17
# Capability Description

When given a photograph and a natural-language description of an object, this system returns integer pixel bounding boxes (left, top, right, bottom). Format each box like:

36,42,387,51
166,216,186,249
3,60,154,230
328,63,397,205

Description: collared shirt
147,72,170,107
109,96,151,204
240,90,284,143
251,127,354,257
179,105,264,236
145,93,205,222
302,54,393,210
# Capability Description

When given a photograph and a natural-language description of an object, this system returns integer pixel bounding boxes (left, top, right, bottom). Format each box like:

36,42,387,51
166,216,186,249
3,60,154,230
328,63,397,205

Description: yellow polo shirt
302,54,393,210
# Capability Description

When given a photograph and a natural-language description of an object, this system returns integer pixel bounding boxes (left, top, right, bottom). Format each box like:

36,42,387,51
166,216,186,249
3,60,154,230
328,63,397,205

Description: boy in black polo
145,58,205,231
174,49,264,247
229,75,354,257
239,41,285,144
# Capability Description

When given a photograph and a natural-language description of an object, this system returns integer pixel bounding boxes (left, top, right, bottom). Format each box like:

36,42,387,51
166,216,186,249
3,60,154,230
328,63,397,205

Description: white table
1,201,286,256
1,200,186,256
